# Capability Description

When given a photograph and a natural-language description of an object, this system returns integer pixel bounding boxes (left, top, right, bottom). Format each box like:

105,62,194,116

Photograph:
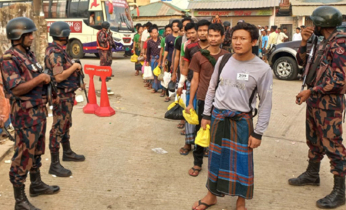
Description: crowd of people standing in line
132,17,273,210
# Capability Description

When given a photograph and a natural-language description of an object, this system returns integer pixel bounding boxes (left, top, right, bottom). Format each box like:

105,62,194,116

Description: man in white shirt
277,27,288,44
141,22,151,51
266,26,278,50
292,27,302,41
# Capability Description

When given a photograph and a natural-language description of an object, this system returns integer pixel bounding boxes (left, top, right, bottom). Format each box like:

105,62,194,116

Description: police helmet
223,21,231,27
49,21,71,38
310,6,343,28
101,22,110,29
6,17,37,40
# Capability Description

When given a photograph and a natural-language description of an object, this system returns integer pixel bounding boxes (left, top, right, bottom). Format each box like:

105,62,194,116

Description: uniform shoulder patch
336,46,345,55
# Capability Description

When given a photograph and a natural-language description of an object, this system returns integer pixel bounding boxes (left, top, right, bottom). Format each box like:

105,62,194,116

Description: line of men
0,18,85,209
132,6,346,210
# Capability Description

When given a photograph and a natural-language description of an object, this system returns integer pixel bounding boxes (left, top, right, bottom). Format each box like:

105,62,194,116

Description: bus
44,0,135,58
0,0,135,58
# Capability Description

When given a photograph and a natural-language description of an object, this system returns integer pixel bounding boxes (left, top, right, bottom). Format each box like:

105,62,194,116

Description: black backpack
215,53,258,117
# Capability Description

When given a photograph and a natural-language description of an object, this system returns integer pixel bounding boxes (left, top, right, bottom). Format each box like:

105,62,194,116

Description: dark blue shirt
164,34,177,62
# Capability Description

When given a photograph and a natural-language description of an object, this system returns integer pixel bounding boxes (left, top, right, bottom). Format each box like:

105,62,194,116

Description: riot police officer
45,21,85,177
291,6,346,209
1,17,60,210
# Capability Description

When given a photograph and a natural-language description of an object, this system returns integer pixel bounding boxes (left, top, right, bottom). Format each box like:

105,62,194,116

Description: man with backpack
191,21,272,210
184,23,228,177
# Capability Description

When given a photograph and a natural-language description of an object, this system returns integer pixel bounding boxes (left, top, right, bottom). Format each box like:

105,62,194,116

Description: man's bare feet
192,191,217,210
188,165,201,177
236,197,247,210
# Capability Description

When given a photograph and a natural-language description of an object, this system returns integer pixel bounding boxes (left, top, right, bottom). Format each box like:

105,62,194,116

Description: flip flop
164,97,171,102
189,167,201,177
204,148,209,157
181,130,186,135
177,123,185,129
179,147,191,156
192,200,215,210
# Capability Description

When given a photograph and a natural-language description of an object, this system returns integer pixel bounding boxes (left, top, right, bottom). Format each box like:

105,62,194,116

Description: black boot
62,142,85,162
29,169,60,197
316,175,345,209
49,152,72,177
13,184,40,210
288,160,320,186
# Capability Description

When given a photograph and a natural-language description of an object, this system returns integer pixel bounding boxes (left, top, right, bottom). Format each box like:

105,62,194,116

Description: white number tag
237,73,249,81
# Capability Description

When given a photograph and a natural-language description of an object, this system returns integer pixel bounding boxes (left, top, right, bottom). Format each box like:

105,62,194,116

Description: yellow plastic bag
183,108,199,125
130,54,138,62
167,97,185,110
140,61,144,65
153,66,161,76
195,125,210,147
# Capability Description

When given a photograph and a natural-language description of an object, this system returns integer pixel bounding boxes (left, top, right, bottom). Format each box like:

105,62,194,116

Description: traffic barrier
83,65,100,114
94,65,115,117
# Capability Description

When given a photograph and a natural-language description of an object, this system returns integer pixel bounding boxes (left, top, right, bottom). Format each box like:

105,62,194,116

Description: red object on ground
93,66,115,117
83,65,100,114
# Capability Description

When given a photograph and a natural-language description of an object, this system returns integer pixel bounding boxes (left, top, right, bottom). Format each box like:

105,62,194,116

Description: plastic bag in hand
130,54,138,62
183,108,199,125
195,125,210,147
164,103,185,120
168,81,176,92
153,66,161,76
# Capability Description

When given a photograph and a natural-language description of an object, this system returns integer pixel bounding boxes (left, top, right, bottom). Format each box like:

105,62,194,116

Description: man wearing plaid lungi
192,22,272,210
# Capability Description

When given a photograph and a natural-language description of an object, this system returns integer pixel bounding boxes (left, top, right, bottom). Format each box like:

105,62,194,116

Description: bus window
95,11,103,26
70,0,88,18
51,0,68,18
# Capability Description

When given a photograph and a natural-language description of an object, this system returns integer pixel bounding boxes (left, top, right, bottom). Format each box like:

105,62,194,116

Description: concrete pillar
269,6,276,26
32,0,48,66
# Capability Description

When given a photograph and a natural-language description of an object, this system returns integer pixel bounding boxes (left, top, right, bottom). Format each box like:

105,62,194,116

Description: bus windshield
105,0,134,32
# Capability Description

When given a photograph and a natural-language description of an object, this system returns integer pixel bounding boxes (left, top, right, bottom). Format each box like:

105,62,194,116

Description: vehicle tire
273,56,298,80
68,40,84,58
94,53,100,58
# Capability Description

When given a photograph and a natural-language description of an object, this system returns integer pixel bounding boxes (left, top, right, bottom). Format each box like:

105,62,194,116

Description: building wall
135,0,151,6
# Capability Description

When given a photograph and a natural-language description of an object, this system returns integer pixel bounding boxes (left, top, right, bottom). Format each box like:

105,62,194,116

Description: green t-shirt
160,37,165,56
133,33,140,49
181,42,185,57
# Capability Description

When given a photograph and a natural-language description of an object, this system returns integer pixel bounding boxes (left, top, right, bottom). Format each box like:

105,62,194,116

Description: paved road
0,54,344,210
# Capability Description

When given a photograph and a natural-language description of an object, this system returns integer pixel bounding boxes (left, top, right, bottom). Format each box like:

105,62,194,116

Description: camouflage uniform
45,42,79,153
97,30,115,66
297,31,346,176
0,47,47,186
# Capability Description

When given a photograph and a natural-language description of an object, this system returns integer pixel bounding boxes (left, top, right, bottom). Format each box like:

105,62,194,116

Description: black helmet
223,21,231,27
6,17,37,40
49,21,71,37
101,22,110,29
310,6,342,28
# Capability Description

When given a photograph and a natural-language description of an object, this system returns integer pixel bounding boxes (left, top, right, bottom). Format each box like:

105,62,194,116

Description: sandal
160,92,165,97
189,167,201,177
204,148,209,157
192,200,215,210
177,123,185,129
181,130,186,135
164,97,171,102
144,83,150,87
135,71,139,76
151,90,157,93
179,147,191,156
